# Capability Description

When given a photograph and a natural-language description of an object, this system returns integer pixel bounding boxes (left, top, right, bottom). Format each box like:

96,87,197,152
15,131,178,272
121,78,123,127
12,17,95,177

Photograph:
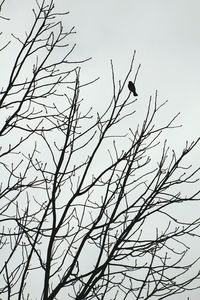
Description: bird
128,81,138,97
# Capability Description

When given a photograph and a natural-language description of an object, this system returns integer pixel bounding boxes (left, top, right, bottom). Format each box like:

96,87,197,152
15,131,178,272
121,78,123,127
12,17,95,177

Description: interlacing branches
0,1,200,300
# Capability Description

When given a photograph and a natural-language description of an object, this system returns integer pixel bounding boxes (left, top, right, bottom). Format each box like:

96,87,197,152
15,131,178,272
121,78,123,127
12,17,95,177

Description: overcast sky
63,0,200,142
1,1,200,299
3,0,200,141
55,3,200,299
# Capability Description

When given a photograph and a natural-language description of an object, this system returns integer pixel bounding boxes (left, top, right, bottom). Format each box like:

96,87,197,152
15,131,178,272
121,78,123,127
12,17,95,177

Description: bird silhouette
128,81,138,96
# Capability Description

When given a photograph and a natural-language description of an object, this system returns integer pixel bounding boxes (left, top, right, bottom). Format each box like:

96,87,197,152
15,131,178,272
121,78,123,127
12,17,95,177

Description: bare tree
0,1,200,299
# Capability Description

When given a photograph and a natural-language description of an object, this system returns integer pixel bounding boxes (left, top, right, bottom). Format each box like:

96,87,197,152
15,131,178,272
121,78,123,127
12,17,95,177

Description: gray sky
55,2,200,298
1,1,200,299
3,0,200,140
63,0,200,141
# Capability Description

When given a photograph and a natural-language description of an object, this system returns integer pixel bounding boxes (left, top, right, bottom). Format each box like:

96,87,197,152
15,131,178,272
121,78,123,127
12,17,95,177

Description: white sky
63,0,200,140
3,0,200,141
1,1,200,299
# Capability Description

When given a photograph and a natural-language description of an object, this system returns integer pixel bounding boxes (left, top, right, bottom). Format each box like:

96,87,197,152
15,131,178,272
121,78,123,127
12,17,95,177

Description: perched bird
128,81,138,96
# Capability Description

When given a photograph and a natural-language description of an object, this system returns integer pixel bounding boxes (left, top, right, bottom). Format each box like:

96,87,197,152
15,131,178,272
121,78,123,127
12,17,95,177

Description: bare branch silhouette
0,1,200,300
